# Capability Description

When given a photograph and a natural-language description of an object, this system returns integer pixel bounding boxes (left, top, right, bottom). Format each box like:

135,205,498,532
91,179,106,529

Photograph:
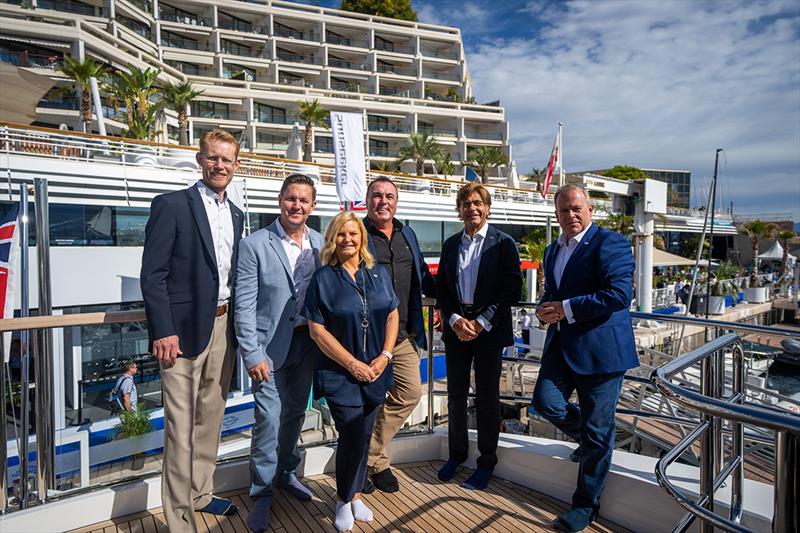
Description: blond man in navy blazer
234,174,324,533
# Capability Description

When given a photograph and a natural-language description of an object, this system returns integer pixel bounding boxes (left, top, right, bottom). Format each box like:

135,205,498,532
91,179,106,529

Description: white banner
331,111,366,204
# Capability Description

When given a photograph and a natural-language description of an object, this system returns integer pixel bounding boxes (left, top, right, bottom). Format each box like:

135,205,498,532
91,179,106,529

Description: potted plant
114,406,153,470
707,278,731,315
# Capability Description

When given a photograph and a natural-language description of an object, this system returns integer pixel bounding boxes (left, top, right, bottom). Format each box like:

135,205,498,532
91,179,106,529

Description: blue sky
305,0,800,220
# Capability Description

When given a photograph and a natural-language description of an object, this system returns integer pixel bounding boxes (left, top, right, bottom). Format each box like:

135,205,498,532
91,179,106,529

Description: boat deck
68,461,629,533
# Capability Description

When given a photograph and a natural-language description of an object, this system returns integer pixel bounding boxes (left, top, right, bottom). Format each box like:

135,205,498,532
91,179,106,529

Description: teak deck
69,461,629,533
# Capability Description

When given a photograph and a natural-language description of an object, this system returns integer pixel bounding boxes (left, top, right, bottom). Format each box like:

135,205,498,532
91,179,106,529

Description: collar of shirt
275,219,310,248
196,180,228,206
557,222,592,249
365,216,403,239
461,221,489,244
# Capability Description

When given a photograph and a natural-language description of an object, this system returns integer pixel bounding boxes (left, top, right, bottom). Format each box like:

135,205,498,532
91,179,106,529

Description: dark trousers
520,329,530,355
327,401,380,502
444,338,503,469
532,345,625,512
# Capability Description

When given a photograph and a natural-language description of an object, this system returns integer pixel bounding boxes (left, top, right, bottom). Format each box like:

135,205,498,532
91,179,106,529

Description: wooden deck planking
69,462,631,533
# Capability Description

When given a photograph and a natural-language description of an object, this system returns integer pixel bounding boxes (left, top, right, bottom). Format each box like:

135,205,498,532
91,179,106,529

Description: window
254,103,287,124
406,220,443,255
315,136,333,153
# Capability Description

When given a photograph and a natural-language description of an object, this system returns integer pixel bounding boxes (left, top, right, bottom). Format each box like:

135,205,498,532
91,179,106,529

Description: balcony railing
368,123,410,133
160,35,199,50
221,44,256,57
369,147,398,157
254,113,293,125
117,18,151,38
420,47,459,60
424,93,458,103
419,127,457,137
38,0,106,17
191,110,248,121
377,63,416,76
378,87,414,98
274,26,317,41
1,50,61,70
422,70,461,82
276,52,321,65
255,141,289,151
128,0,151,12
464,131,503,140
218,20,259,34
159,12,211,26
328,58,364,70
326,34,369,49
375,41,414,54
330,81,364,93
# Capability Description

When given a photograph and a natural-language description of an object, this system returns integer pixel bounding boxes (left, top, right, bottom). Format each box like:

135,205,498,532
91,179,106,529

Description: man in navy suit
436,183,522,490
140,129,245,532
234,174,324,533
533,184,638,532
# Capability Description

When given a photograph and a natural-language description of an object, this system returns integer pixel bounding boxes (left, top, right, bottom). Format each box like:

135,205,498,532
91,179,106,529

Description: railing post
18,184,31,509
714,343,724,476
426,300,435,433
700,354,715,533
0,341,7,514
773,430,799,533
33,178,56,501
730,344,744,524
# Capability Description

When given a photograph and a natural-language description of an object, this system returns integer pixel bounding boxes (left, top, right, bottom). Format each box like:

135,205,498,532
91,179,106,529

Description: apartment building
0,0,512,177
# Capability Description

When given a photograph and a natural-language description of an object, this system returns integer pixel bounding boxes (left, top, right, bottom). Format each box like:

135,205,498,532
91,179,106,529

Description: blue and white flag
330,111,366,204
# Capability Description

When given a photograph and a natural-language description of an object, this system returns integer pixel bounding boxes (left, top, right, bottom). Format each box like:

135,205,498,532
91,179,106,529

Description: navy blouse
302,262,399,408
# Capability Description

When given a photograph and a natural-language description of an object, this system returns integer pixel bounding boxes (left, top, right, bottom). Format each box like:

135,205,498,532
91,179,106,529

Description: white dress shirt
197,180,234,306
553,222,593,324
275,220,315,325
449,222,492,332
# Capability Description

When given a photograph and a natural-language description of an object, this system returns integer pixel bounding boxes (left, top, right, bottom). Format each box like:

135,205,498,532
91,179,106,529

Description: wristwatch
380,350,394,361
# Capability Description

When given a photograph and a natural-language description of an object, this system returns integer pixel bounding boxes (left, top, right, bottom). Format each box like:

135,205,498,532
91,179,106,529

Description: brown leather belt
215,303,228,317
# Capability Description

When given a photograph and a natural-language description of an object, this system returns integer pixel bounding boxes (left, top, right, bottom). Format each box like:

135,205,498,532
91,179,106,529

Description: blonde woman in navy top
302,211,399,532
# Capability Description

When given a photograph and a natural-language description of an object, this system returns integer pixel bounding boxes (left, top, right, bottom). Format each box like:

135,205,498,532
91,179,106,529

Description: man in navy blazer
363,176,436,494
436,183,522,491
533,184,638,533
234,174,324,533
140,129,245,532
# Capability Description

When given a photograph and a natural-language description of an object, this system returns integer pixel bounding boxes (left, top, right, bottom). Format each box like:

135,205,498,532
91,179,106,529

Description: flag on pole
541,129,560,198
0,203,20,361
331,111,367,205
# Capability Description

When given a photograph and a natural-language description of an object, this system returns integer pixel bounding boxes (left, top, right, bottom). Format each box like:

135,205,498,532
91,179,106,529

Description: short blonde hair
199,129,241,158
320,212,375,269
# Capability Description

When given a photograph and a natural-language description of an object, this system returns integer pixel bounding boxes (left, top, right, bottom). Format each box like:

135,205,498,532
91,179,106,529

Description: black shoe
361,476,376,494
372,468,400,493
569,445,584,463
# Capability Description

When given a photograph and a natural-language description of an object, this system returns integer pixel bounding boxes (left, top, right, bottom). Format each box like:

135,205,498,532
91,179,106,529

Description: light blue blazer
234,220,323,371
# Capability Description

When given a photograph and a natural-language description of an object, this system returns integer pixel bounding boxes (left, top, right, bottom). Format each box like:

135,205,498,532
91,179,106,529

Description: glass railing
464,131,503,140
38,0,106,17
254,113,293,125
218,19,255,33
369,147,397,157
1,50,61,69
330,81,364,93
422,70,461,82
117,18,151,38
255,141,289,150
328,58,363,70
159,12,212,27
419,127,457,137
221,44,255,57
274,26,316,41
420,47,459,60
127,0,151,12
368,122,410,133
375,41,414,54
377,63,416,76
276,52,321,65
326,34,369,48
191,109,248,121
424,93,458,102
378,87,415,98
160,35,199,50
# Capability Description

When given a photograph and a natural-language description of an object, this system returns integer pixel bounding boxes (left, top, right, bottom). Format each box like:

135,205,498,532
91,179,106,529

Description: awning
759,240,795,261
653,249,696,267
0,35,71,49
194,96,243,105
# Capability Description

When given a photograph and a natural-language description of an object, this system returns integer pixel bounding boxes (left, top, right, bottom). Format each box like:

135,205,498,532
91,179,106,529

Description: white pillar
527,268,536,302
634,194,654,313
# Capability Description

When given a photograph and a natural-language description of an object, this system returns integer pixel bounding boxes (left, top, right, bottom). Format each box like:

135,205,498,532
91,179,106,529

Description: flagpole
558,122,564,187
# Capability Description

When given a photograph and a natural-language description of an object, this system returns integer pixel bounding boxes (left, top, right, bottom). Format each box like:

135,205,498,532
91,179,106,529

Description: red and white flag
541,129,560,198
0,203,20,361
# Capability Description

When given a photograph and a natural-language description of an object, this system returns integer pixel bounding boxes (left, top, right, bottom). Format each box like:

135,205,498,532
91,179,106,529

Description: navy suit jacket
366,221,436,350
436,224,522,350
140,185,245,359
540,224,639,375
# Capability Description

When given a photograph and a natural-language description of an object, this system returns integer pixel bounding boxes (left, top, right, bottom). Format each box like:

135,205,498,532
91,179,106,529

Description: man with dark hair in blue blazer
362,176,436,494
436,183,523,491
140,129,245,532
533,184,639,533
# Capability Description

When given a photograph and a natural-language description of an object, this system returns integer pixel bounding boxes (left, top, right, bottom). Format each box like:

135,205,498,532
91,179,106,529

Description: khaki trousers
160,311,235,532
367,338,421,473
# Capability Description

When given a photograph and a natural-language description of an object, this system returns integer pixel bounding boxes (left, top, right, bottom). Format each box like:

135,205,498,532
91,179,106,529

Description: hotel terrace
0,0,511,178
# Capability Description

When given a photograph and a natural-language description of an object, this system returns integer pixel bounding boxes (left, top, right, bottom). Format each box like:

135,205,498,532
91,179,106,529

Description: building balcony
159,13,212,27
218,20,265,34
419,127,457,137
375,41,414,55
274,26,318,42
465,131,503,140
127,0,151,12
377,64,416,77
368,123,410,133
420,47,459,61
369,147,398,157
378,87,416,98
326,34,369,49
1,50,61,70
328,58,365,70
330,81,365,93
422,70,460,82
254,114,294,125
221,43,257,57
117,17,151,38
255,141,289,151
424,93,458,103
38,0,107,17
276,52,322,65
192,110,248,121
160,35,199,50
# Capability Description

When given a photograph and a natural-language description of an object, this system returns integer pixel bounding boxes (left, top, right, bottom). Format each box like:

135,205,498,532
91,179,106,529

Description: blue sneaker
199,496,237,516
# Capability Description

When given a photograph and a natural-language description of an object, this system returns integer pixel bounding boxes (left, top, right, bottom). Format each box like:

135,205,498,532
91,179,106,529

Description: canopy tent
652,249,696,267
758,240,796,262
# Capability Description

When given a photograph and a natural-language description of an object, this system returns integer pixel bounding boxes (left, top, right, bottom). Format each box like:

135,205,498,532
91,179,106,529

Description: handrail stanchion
730,343,744,525
773,430,798,533
426,300,435,433
714,339,725,477
0,342,7,514
699,353,715,533
34,177,56,501
18,184,30,509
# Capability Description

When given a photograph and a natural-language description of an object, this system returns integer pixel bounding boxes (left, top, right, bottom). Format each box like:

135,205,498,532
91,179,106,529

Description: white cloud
457,0,800,218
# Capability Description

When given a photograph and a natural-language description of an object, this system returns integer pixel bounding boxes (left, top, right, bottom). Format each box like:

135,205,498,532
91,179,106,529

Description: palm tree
396,133,441,176
436,152,455,179
57,55,106,132
776,229,797,280
162,81,204,145
297,99,328,162
738,219,777,287
107,65,162,140
596,209,634,239
123,103,164,142
464,146,507,184
519,232,547,295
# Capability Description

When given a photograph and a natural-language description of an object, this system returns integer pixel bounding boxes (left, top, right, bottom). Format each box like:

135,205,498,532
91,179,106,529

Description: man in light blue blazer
234,174,324,533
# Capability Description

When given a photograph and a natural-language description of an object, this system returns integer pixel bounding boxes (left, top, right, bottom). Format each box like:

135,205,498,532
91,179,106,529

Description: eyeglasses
200,155,237,167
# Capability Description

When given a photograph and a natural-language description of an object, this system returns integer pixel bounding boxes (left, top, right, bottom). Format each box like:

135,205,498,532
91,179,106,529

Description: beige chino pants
160,311,235,532
367,338,422,473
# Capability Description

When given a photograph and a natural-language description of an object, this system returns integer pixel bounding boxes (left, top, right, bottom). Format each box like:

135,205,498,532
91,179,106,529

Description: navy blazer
140,185,244,359
540,224,639,375
436,224,522,350
366,220,436,350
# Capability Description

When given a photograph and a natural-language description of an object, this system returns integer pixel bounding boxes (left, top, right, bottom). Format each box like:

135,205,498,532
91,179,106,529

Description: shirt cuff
449,313,463,327
476,315,492,332
562,299,576,324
